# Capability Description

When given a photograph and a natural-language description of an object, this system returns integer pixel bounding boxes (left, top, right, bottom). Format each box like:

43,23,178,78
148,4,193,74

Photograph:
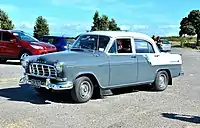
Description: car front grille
29,63,57,79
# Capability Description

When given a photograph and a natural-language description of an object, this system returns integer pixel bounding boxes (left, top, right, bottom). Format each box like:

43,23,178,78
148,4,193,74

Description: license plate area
31,79,42,88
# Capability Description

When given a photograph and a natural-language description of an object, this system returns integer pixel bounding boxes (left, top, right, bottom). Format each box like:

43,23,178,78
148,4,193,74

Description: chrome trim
29,63,57,79
19,75,73,90
26,73,57,79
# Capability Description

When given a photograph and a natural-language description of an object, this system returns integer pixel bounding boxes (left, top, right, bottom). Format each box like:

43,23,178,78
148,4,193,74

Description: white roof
84,31,154,43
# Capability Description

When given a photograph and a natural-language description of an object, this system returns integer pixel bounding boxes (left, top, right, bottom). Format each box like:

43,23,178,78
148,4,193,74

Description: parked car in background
0,30,57,63
37,36,76,52
158,39,171,52
19,31,184,103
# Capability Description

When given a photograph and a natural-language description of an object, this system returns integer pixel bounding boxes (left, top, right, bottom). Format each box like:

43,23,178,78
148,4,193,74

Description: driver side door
107,37,138,87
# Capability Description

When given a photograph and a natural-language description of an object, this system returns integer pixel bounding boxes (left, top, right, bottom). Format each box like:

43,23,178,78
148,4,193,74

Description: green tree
179,10,200,46
0,9,14,30
188,10,200,45
109,18,121,31
91,11,100,31
90,11,121,31
99,15,109,30
33,16,49,39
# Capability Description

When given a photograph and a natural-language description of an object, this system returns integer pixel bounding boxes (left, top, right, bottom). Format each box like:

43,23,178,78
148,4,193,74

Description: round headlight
21,59,29,68
54,62,64,73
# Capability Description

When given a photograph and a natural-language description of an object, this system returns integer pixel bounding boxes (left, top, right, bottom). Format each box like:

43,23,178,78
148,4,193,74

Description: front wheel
71,76,94,103
153,70,169,91
20,52,31,60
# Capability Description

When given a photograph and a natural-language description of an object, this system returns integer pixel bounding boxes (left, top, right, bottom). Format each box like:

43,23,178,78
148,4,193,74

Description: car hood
30,50,105,65
30,41,55,49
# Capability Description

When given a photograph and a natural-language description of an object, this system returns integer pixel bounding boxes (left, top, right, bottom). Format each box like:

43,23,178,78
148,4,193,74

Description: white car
159,39,171,52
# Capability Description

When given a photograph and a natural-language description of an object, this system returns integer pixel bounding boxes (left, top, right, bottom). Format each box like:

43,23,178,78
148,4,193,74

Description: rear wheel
71,76,94,103
153,70,169,91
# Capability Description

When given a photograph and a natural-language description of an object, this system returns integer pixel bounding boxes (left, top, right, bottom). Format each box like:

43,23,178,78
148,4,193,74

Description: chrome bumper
19,75,73,91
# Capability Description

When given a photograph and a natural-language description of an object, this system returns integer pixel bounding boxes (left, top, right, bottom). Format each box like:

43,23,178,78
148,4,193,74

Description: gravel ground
0,48,199,128
0,60,23,82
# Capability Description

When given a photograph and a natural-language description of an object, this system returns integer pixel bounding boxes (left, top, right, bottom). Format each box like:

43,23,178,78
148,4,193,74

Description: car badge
36,57,46,64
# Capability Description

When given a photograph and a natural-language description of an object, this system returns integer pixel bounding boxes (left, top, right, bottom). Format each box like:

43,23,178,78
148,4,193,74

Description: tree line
1,8,200,45
0,9,121,38
179,10,200,46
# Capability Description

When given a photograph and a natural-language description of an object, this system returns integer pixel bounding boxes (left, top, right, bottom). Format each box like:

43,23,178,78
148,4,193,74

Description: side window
38,37,43,41
116,38,132,53
98,36,110,51
108,38,132,53
135,39,155,53
2,32,13,42
108,42,117,53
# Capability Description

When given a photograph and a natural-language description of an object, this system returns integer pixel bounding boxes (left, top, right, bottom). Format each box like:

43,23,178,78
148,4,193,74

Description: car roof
82,31,154,42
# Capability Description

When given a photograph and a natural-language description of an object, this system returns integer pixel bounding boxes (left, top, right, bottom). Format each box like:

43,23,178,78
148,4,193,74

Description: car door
107,37,138,87
1,31,21,58
134,38,156,82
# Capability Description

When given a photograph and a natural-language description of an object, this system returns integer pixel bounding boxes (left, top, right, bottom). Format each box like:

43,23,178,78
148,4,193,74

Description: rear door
1,32,21,58
134,38,156,82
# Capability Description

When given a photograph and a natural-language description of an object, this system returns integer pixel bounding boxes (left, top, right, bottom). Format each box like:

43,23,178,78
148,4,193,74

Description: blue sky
0,0,199,37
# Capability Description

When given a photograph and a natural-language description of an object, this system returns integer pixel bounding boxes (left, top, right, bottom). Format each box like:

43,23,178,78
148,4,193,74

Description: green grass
161,36,196,42
161,36,199,49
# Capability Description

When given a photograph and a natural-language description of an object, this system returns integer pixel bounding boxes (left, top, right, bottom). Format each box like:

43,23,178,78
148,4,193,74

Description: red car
0,30,57,63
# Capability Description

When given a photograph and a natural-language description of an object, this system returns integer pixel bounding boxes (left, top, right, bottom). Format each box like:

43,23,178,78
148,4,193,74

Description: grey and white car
19,31,184,103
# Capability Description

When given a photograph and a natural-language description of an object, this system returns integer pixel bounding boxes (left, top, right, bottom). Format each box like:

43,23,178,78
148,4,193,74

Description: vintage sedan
19,31,184,103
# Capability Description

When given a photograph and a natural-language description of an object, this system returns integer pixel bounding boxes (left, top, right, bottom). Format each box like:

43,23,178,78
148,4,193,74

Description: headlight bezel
54,62,64,73
21,59,29,68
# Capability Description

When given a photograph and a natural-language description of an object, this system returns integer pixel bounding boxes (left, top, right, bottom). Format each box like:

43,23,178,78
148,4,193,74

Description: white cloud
119,24,149,31
0,4,19,12
158,25,178,29
132,25,149,29
13,21,34,30
51,0,153,13
165,32,179,37
119,25,131,30
19,22,34,29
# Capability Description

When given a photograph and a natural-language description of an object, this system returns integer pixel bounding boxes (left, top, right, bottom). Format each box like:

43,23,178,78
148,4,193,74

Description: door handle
131,55,136,58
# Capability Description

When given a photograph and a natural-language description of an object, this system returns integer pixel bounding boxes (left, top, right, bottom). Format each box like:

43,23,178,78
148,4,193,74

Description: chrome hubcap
80,81,91,99
159,74,166,88
21,53,29,59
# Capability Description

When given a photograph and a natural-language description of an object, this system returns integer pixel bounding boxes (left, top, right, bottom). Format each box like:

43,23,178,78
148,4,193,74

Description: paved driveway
0,48,199,128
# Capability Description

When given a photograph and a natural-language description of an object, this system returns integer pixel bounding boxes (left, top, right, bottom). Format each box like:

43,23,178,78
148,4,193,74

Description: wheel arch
156,69,172,85
74,72,102,88
18,49,32,59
